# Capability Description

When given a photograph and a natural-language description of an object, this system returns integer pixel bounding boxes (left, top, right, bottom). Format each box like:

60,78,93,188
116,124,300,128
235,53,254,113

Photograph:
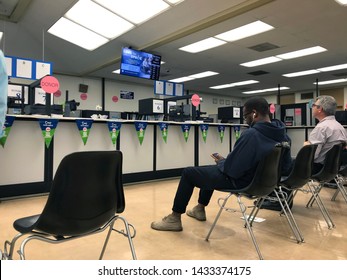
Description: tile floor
0,178,346,260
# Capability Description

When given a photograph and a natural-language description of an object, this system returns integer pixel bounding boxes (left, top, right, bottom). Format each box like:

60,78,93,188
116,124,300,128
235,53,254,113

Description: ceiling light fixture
48,17,109,51
314,78,347,85
179,37,227,53
210,80,259,89
215,20,274,42
283,69,320,77
283,62,347,78
276,46,327,60
335,0,347,6
169,77,196,83
317,63,347,72
188,71,219,79
65,0,134,39
242,86,289,94
240,56,282,67
241,46,327,67
165,0,185,4
49,0,185,50
94,0,170,25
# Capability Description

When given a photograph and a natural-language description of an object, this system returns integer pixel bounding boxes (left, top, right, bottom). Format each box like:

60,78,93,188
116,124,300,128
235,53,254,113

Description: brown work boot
186,205,206,221
151,213,183,231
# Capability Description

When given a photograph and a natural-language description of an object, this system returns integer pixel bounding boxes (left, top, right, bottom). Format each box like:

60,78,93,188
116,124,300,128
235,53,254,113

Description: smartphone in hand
211,152,224,160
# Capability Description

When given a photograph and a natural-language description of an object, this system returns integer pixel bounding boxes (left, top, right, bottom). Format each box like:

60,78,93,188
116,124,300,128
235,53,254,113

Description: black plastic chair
205,144,282,260
3,151,137,260
306,143,343,229
250,144,318,243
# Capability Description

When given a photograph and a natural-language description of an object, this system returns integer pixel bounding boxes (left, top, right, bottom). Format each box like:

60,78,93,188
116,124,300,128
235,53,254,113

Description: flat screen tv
120,47,161,80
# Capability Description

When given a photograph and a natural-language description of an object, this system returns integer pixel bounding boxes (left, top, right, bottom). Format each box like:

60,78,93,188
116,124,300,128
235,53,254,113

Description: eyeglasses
312,103,321,108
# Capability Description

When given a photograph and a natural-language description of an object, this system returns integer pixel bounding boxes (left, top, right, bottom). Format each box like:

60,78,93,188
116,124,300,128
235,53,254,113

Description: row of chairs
205,143,346,260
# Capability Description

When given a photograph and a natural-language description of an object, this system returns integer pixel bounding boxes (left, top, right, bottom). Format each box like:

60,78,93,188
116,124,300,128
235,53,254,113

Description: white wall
54,74,345,116
53,75,104,110
52,74,244,116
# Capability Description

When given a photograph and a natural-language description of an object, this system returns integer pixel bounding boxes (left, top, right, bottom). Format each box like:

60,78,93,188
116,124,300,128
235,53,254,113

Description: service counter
3,116,343,200
0,115,243,199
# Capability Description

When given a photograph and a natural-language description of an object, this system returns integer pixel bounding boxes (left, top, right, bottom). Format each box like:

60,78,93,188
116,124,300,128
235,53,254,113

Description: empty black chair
205,144,282,260
306,143,343,229
251,144,318,243
3,151,137,260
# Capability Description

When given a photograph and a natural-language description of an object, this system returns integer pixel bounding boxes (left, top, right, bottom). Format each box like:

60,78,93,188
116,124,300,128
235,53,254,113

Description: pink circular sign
112,96,119,103
270,103,276,114
191,94,201,107
54,90,62,97
80,93,88,100
40,76,60,94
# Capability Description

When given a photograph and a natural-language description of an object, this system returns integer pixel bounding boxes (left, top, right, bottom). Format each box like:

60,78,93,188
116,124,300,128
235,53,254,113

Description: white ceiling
2,0,347,98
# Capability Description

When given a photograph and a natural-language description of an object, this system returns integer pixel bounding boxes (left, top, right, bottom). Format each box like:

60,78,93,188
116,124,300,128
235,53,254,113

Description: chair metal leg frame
306,180,335,229
205,193,232,241
332,175,347,203
247,198,265,227
205,192,264,260
3,232,23,260
4,215,137,260
248,191,304,243
273,189,304,243
99,215,137,260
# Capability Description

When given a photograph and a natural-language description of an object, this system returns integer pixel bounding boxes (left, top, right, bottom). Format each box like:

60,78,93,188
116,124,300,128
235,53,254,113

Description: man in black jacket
151,96,292,231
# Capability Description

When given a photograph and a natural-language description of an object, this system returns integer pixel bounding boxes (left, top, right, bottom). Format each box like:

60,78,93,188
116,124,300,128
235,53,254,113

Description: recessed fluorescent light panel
48,17,109,51
241,46,327,67
65,0,134,39
189,71,219,79
277,46,327,59
49,0,184,50
241,56,282,67
283,62,347,78
317,63,347,72
169,71,219,83
112,69,120,74
314,78,347,85
179,37,227,53
0,32,3,41
94,0,170,24
335,0,347,6
166,0,185,4
243,87,289,94
169,77,196,83
210,84,234,89
210,80,259,89
283,69,320,78
215,20,274,42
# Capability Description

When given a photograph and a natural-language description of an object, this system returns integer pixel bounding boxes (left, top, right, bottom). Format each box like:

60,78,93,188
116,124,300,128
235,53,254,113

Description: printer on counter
24,104,63,115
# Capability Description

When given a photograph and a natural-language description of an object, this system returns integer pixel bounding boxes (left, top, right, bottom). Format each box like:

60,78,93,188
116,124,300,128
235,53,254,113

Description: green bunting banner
181,123,191,142
135,121,148,145
38,118,59,148
0,115,16,148
158,122,169,143
76,119,93,145
233,125,241,141
200,123,209,143
107,121,122,146
218,125,225,143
